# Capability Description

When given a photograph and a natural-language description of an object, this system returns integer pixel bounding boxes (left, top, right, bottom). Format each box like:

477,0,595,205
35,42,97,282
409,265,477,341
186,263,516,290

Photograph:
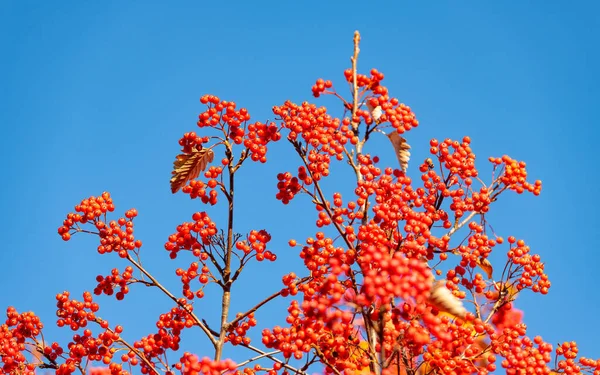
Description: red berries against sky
22,34,592,375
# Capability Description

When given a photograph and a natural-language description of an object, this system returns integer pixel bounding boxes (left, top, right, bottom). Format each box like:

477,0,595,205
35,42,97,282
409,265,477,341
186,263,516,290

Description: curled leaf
428,280,467,318
366,102,383,123
477,257,493,279
387,131,411,173
170,147,214,193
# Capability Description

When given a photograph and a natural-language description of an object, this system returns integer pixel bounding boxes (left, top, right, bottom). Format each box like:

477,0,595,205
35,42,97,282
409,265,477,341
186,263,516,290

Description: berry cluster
58,192,115,241
243,121,282,163
1,308,47,375
431,137,478,180
298,232,354,278
177,353,236,375
181,165,223,205
311,78,332,97
164,212,217,259
506,236,550,294
235,230,276,262
273,100,346,179
176,261,212,300
178,132,209,154
490,327,553,375
94,267,134,300
490,155,542,195
56,291,99,331
275,170,304,204
225,313,256,346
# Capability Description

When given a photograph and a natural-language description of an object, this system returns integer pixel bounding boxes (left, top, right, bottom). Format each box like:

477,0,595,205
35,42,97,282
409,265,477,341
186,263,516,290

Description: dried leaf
366,102,383,123
428,280,467,318
477,257,493,279
170,147,214,193
387,131,411,173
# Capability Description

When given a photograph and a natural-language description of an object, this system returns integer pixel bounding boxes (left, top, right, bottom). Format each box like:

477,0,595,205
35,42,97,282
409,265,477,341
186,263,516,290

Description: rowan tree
2,31,598,375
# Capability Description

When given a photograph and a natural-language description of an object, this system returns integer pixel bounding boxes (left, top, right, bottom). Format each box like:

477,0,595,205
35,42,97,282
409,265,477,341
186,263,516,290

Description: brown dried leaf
428,280,467,318
170,148,214,193
477,257,493,279
387,131,411,173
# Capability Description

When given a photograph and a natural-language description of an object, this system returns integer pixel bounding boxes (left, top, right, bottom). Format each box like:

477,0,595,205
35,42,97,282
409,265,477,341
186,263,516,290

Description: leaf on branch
366,102,383,123
477,257,493,279
387,131,411,173
428,280,468,318
170,147,214,193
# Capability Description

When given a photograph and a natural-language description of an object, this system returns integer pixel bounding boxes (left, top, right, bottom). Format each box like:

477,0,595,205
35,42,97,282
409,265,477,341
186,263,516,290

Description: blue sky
1,0,599,371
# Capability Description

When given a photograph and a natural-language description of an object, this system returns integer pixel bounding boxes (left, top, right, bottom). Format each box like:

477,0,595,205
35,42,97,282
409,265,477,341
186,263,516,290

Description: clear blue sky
1,0,599,371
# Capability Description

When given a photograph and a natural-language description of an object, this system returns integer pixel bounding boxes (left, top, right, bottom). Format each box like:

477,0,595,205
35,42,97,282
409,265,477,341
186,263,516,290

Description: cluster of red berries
58,192,115,241
56,291,99,331
243,121,282,163
343,68,385,93
489,327,553,375
176,261,212,300
94,267,133,300
358,242,433,307
275,171,302,204
96,211,141,257
431,137,478,180
178,132,209,154
181,165,222,205
273,100,346,176
262,301,356,367
177,353,236,375
298,232,354,279
506,236,550,294
311,78,333,97
198,96,249,129
235,229,276,262
225,313,256,346
490,155,542,195
1,308,46,375
164,212,217,259
491,304,524,332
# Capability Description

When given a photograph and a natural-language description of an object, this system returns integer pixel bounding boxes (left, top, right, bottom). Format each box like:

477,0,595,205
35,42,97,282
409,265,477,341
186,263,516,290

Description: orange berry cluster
275,169,306,204
225,313,257,346
58,194,141,258
132,305,193,371
341,68,418,133
262,301,356,365
178,131,209,154
490,155,542,195
198,95,249,130
1,308,48,375
491,304,524,332
56,291,99,331
490,327,553,375
243,121,282,163
298,233,354,279
177,353,236,375
235,229,276,262
181,165,222,205
311,78,332,97
164,212,217,259
357,242,433,307
94,267,134,300
273,100,347,176
58,192,115,241
506,236,550,294
431,137,478,180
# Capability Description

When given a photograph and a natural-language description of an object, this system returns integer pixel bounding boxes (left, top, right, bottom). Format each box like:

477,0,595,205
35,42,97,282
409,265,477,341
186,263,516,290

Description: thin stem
126,254,217,347
215,140,236,361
